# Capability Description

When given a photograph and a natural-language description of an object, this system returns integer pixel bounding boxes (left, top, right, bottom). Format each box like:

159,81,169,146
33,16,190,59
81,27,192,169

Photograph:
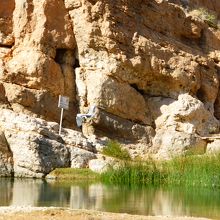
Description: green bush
102,140,131,161
190,8,218,28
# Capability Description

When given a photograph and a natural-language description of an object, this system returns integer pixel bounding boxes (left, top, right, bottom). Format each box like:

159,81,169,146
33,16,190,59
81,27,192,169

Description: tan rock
70,147,96,168
76,68,150,125
0,109,70,178
206,140,220,154
0,0,15,45
5,50,64,93
1,0,220,160
0,0,78,128
149,94,219,136
149,94,218,158
13,0,75,52
153,130,207,159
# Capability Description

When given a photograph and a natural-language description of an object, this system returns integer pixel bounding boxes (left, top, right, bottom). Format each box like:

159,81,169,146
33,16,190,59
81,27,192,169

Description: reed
101,154,220,188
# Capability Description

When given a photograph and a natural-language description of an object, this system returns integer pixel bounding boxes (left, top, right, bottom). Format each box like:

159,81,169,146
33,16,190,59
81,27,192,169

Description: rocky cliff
0,0,220,176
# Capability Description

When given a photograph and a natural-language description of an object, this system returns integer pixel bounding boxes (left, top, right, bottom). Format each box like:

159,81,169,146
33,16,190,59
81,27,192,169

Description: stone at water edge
153,130,207,160
88,156,118,174
70,147,96,168
5,131,70,178
206,140,220,154
0,109,70,178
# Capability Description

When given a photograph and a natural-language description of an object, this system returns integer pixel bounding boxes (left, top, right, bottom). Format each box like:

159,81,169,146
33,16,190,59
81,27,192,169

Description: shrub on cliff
189,8,218,28
102,140,131,161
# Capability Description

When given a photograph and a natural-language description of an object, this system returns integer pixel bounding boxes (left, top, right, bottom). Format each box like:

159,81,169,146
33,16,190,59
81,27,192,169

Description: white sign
58,95,69,110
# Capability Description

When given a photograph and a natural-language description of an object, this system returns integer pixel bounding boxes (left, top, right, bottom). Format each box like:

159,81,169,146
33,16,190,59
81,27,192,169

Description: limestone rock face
0,0,15,46
0,108,102,177
0,0,77,127
7,132,70,178
149,94,219,158
89,156,117,174
70,147,96,168
1,0,220,162
0,109,70,177
68,0,220,156
206,140,220,154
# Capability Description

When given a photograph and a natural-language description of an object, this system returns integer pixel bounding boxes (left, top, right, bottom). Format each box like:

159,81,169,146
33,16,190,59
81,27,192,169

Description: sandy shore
0,207,212,220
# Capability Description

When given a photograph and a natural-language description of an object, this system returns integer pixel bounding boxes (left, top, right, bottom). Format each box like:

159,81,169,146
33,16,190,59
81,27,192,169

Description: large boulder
149,94,219,158
0,109,70,177
89,156,117,174
149,94,219,136
6,131,70,178
206,140,220,154
70,147,96,168
152,130,207,159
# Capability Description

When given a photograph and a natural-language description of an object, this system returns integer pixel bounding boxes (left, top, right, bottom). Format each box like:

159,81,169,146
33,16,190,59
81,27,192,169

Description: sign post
58,95,69,135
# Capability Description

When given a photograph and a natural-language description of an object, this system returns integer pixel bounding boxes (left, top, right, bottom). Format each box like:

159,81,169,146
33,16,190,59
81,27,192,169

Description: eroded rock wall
0,0,77,127
67,0,220,156
0,0,220,167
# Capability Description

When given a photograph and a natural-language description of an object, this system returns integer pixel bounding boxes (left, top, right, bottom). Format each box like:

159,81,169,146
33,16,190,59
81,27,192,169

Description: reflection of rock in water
38,181,70,207
2,179,220,218
70,185,87,209
70,183,110,210
11,179,43,206
0,178,13,206
69,184,190,216
151,188,189,217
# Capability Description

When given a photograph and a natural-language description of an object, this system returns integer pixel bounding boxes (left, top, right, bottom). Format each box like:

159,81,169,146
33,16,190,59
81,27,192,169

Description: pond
0,178,220,219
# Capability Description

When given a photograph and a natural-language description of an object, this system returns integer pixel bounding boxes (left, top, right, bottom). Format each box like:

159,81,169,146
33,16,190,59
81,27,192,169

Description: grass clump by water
102,140,131,161
101,160,166,186
48,168,100,180
101,154,220,188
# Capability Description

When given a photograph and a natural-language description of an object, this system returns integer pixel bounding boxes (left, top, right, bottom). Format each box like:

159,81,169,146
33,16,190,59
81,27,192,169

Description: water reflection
0,178,220,219
11,178,42,206
0,178,13,206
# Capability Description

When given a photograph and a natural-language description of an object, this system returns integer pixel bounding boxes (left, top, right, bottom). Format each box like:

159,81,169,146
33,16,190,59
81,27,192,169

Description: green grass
47,150,220,189
101,155,220,188
102,140,131,160
48,168,100,180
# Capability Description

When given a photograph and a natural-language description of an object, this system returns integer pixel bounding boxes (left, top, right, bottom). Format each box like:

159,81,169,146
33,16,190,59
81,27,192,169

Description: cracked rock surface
1,0,220,175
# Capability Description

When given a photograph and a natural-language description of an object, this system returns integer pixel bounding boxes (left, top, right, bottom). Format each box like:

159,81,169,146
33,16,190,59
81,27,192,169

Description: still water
1,178,220,219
